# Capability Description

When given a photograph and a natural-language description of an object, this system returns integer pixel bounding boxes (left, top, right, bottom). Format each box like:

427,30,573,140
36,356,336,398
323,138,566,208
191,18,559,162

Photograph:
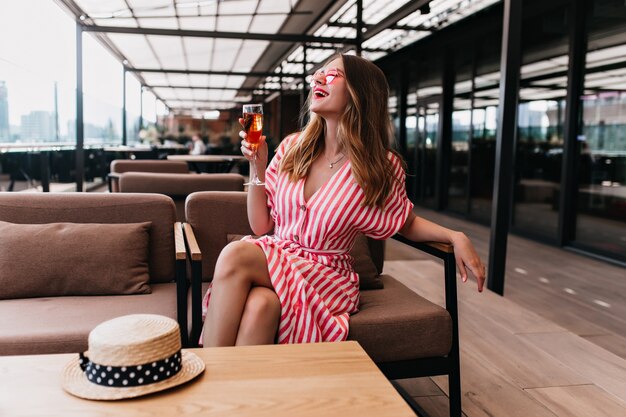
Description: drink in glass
243,111,263,148
242,104,264,185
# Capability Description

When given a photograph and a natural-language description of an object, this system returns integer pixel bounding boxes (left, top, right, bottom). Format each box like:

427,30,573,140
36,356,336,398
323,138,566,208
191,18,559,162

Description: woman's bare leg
203,241,272,347
235,287,280,346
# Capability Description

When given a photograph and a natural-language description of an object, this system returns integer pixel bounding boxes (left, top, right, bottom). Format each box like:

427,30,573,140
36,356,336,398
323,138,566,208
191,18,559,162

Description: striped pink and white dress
202,134,413,344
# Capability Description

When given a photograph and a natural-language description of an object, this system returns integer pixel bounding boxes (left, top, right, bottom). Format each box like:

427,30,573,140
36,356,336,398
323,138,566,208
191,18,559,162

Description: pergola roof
54,0,501,116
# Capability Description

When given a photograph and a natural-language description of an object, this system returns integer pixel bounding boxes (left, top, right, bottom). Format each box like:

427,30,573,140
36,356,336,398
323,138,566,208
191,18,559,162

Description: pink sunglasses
309,69,343,88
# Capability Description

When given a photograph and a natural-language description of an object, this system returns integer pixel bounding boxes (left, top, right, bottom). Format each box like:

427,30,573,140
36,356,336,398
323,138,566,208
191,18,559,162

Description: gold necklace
324,153,345,169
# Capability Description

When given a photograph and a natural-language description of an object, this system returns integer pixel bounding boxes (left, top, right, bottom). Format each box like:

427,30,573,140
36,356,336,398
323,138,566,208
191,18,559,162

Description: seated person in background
190,134,207,155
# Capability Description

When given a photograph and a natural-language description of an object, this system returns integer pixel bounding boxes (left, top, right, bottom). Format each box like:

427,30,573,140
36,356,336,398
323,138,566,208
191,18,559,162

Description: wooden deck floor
387,207,626,417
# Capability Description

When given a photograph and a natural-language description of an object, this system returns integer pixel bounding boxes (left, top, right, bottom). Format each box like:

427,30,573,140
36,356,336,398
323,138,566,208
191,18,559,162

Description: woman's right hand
239,117,268,169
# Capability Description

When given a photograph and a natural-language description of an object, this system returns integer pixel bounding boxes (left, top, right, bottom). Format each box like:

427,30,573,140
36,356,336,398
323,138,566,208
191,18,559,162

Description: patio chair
118,172,245,221
108,159,189,192
182,191,462,417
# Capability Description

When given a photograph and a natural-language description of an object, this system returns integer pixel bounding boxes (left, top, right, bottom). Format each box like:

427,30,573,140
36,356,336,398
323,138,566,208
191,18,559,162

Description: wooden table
167,154,247,173
166,154,246,163
0,341,414,417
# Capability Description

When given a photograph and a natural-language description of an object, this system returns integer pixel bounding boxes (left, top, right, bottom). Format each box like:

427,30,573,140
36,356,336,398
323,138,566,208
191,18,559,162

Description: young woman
202,54,485,347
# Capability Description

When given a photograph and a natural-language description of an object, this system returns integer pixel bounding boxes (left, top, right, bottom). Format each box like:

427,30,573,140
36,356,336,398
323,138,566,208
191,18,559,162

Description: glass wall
406,90,418,200
469,78,499,223
513,98,565,240
572,0,626,261
125,75,142,145
467,33,501,224
449,45,475,214
375,0,625,264
413,53,443,209
0,0,76,145
83,34,123,146
511,1,570,241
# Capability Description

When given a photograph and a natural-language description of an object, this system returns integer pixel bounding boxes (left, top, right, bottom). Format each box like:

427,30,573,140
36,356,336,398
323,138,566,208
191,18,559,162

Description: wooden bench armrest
174,222,186,261
173,222,189,347
182,223,203,346
183,223,202,261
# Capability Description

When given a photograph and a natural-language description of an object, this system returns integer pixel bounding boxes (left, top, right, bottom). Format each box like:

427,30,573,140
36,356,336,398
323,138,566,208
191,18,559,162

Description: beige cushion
0,283,178,355
351,235,383,290
348,275,452,362
0,221,151,299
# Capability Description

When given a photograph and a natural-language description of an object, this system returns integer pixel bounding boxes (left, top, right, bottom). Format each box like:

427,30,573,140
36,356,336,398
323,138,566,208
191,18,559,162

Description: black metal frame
558,0,588,247
182,226,204,347
487,0,523,296
174,222,190,348
437,48,454,211
75,22,84,192
389,235,462,417
122,68,127,146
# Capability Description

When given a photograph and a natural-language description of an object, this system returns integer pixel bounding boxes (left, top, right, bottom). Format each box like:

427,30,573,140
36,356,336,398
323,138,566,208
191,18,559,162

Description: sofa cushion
120,173,246,222
351,234,383,290
0,283,178,355
0,221,151,300
0,193,176,284
348,275,452,363
119,172,245,196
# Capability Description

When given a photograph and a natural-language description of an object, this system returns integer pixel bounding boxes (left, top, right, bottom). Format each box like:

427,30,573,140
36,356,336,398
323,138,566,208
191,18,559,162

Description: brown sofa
0,193,188,355
108,159,190,192
118,172,245,221
182,191,462,417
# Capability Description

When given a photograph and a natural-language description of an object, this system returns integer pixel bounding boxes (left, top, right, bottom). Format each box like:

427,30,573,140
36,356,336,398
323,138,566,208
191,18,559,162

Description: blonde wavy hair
280,54,403,208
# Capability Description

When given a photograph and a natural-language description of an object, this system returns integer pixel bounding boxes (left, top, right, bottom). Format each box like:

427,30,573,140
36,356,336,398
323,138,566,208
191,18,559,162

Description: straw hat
62,314,205,400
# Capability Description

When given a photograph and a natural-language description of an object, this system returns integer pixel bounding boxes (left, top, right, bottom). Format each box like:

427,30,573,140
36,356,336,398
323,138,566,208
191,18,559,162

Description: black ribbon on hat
78,351,182,388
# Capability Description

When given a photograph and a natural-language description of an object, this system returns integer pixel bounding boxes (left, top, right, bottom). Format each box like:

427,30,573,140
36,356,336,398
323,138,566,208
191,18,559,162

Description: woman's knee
214,241,264,281
242,288,281,325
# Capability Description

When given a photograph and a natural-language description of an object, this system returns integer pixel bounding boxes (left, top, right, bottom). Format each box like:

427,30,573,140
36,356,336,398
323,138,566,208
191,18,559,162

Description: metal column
558,0,588,246
466,43,478,215
487,0,523,295
397,65,409,158
75,23,84,192
437,49,454,211
139,85,143,132
122,68,127,146
356,0,363,56
301,43,308,110
279,67,284,141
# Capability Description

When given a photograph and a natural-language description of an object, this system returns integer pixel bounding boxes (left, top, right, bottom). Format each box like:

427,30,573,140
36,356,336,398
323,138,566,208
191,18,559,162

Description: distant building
20,110,55,142
0,81,9,140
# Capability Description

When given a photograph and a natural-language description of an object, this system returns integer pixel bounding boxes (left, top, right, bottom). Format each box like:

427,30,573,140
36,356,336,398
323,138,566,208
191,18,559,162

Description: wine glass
242,104,264,186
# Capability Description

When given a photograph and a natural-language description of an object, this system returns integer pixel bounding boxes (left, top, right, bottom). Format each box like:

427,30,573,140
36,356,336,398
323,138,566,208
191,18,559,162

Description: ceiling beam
82,24,359,45
363,0,431,41
328,21,434,33
149,85,282,92
127,67,294,77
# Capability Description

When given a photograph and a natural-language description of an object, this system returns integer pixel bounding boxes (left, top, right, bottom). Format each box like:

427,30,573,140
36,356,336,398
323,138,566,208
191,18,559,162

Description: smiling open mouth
314,90,329,98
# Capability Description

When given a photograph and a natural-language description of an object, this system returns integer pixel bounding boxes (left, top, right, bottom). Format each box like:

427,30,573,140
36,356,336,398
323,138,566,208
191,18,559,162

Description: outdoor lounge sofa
118,172,245,221
108,159,190,192
0,192,189,355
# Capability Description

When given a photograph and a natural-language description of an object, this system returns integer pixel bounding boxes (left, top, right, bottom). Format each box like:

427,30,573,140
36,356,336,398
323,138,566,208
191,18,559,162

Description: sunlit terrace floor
389,206,626,417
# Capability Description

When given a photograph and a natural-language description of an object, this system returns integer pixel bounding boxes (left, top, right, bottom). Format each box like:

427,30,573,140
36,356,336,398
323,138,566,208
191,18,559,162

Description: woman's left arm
398,213,486,292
